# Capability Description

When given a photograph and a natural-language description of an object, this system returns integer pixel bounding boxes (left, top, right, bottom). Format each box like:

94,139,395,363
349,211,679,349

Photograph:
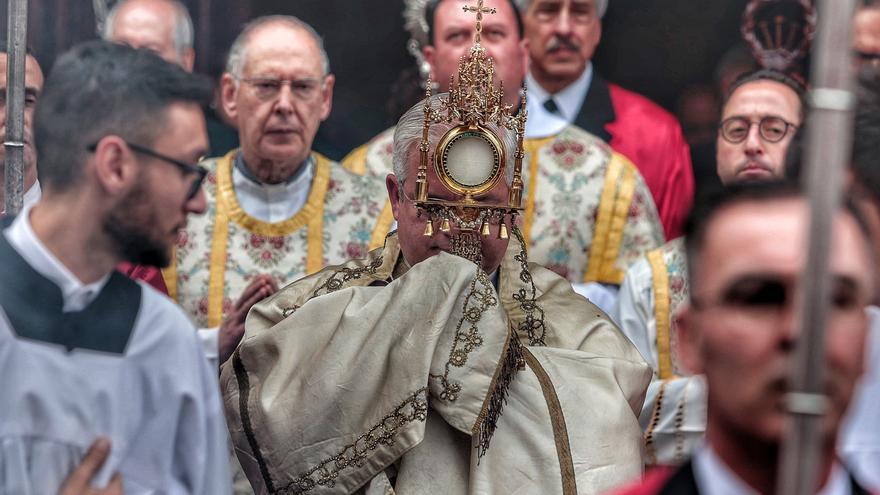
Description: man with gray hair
162,15,390,371
223,85,652,493
102,0,194,70
517,0,694,240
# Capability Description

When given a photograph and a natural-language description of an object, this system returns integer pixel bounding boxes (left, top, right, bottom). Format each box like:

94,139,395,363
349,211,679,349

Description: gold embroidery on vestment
511,225,547,346
429,268,495,402
311,256,386,298
283,388,429,493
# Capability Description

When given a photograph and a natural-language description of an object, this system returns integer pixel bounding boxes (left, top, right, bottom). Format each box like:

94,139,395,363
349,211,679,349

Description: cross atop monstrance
463,0,497,45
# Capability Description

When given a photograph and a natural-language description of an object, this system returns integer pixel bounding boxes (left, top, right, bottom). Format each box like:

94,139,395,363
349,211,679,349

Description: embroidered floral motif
244,233,291,268
281,388,429,494
171,155,387,328
523,127,663,284
429,269,495,402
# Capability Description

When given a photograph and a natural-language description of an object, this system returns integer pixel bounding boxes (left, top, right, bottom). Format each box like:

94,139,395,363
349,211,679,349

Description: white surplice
0,205,231,494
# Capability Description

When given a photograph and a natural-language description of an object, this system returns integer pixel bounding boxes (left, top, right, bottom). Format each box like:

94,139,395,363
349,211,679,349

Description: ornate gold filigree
429,268,496,401
282,388,430,493
311,256,385,298
511,225,547,346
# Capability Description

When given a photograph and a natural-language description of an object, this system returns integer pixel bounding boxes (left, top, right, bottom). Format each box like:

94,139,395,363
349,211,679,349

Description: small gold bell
498,222,509,240
440,218,451,233
480,220,491,236
423,220,434,237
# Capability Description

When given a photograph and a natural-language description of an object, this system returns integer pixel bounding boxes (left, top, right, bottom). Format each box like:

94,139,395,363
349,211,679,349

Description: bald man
103,0,194,70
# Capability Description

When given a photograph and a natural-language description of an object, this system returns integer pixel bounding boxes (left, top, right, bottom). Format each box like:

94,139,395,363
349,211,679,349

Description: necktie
543,97,561,115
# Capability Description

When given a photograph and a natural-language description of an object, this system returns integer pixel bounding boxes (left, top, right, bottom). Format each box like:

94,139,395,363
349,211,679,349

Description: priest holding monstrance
221,4,651,493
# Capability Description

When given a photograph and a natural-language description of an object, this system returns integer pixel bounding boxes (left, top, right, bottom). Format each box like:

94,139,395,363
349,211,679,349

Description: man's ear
220,73,239,122
91,137,136,198
319,74,335,121
386,174,401,221
674,303,705,375
423,45,437,81
180,48,195,72
519,37,530,74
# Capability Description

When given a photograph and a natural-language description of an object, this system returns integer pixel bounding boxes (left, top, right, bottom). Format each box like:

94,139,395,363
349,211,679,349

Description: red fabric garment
117,262,168,295
610,466,677,495
606,84,694,240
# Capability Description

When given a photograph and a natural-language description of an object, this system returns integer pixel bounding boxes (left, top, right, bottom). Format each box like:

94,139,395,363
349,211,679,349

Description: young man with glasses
0,41,230,493
612,68,805,467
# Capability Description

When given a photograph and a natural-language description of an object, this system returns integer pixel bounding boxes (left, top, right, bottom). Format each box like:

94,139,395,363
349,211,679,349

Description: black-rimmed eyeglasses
719,116,798,144
87,141,208,200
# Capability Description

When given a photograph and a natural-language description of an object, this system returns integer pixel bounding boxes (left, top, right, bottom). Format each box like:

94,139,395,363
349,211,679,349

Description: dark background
10,0,752,158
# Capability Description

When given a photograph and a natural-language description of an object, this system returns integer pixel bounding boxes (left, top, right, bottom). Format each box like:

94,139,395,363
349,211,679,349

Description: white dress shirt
525,64,594,139
693,445,852,495
232,155,314,223
839,305,880,491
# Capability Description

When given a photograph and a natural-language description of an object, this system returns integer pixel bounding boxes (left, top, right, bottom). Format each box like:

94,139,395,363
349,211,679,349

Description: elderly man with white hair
516,0,694,240
162,16,390,370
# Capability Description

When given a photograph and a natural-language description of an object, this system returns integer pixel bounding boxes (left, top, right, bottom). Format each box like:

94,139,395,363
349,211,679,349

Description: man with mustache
516,0,694,240
344,0,665,295
613,68,805,467
162,16,391,370
615,182,876,494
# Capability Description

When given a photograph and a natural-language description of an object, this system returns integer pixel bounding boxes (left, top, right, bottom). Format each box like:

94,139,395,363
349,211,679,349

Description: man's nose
274,84,295,115
744,124,764,155
187,186,208,215
553,7,573,36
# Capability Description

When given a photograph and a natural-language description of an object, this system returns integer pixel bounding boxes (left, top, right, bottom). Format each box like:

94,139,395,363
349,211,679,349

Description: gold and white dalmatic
221,232,652,495
614,237,707,466
343,125,664,285
163,149,393,329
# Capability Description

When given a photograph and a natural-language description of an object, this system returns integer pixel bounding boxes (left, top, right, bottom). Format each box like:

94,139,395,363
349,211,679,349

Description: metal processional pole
777,0,859,494
4,0,28,215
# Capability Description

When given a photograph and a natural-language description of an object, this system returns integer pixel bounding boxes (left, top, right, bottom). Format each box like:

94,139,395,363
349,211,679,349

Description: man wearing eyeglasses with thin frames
0,41,231,494
715,69,805,184
612,68,806,468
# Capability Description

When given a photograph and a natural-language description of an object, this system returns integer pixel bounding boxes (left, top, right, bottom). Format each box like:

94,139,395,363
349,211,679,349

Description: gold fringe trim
473,329,524,458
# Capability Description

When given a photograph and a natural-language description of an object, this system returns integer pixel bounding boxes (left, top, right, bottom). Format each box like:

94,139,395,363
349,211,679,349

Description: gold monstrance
413,0,528,241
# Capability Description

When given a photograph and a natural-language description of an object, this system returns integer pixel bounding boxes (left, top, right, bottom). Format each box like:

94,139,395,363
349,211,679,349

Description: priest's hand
59,438,122,495
219,275,278,365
